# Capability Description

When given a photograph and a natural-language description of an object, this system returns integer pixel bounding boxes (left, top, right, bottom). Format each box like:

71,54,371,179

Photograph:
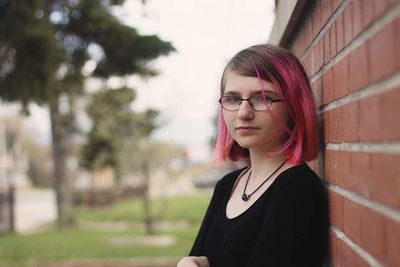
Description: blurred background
0,0,275,266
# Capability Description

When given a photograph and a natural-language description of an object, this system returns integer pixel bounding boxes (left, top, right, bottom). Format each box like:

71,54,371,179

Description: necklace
242,160,287,201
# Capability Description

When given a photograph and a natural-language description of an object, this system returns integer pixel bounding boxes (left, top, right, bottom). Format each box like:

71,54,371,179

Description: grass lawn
0,194,211,266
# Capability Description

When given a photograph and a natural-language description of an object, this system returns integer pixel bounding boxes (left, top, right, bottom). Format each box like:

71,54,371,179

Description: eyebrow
223,89,279,96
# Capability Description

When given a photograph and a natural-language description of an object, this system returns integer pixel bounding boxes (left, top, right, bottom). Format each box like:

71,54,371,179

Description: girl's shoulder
215,167,248,192
271,164,326,197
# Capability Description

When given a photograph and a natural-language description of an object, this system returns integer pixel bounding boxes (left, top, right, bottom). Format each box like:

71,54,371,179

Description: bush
73,185,146,207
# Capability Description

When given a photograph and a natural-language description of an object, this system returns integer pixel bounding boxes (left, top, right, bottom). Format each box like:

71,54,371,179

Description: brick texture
284,0,400,265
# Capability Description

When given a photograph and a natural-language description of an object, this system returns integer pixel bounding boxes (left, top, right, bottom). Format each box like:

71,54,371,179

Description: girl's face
222,71,290,152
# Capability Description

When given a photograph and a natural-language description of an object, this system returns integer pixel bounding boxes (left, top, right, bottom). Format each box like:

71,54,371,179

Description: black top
189,164,329,267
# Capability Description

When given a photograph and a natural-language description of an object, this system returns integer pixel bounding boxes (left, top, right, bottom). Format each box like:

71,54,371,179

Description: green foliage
71,0,174,77
0,0,62,107
0,0,175,108
80,87,159,171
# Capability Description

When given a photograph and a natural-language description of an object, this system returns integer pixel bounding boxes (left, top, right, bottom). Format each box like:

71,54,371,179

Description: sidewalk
15,188,56,233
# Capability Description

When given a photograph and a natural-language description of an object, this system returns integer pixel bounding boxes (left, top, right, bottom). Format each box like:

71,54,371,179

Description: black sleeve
245,176,329,267
189,179,224,256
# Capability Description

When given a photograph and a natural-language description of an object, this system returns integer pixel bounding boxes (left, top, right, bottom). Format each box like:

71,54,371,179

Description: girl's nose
237,100,254,120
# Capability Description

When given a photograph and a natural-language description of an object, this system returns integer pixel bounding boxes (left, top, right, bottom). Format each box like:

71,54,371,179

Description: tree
0,0,174,227
81,87,165,234
81,87,158,181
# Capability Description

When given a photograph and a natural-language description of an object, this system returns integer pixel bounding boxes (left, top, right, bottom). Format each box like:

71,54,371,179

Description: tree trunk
114,159,123,186
141,162,155,235
8,184,15,233
49,96,75,228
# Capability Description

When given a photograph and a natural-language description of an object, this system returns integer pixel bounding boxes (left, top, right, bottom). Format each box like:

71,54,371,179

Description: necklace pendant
242,194,250,201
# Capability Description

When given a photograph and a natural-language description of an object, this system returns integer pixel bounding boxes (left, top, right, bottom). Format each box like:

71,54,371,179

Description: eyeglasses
219,95,284,111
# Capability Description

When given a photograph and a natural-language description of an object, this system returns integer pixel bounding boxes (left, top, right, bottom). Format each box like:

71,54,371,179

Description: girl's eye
225,96,240,102
253,95,264,101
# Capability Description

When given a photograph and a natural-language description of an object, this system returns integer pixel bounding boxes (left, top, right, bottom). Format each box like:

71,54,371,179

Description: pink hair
212,44,319,164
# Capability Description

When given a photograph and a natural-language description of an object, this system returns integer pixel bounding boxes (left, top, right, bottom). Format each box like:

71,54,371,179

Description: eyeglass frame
218,95,284,111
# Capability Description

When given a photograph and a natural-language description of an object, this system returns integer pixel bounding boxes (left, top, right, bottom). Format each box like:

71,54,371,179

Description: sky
0,0,276,163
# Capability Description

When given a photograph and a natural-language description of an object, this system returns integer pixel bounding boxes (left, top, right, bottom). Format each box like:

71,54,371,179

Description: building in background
270,0,399,266
0,121,30,190
0,120,31,233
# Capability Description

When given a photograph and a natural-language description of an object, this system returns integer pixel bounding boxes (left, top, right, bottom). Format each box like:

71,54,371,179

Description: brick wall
273,0,400,266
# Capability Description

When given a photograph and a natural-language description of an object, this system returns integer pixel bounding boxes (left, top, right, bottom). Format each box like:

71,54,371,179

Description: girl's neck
248,149,287,184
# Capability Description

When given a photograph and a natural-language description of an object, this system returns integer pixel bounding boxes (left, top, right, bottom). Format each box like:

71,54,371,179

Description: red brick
350,152,372,198
333,56,349,99
343,198,362,244
343,3,353,46
329,230,338,265
359,95,381,141
374,0,397,19
336,236,355,266
305,18,313,48
348,43,369,92
352,251,371,267
368,21,396,83
319,39,325,70
289,27,304,57
373,0,388,18
336,151,350,188
370,153,400,209
310,46,316,75
296,28,306,57
323,31,330,64
324,149,336,184
352,0,363,38
386,219,400,267
328,190,344,229
332,0,342,12
315,40,324,72
300,54,308,76
330,22,337,58
335,236,371,267
322,68,334,104
360,206,386,261
323,111,330,143
309,151,324,178
362,0,375,28
312,1,322,37
395,16,400,68
306,50,313,76
309,159,315,170
314,150,324,179
382,88,400,141
320,0,332,27
329,107,341,141
288,42,297,58
312,78,322,108
341,101,358,142
336,13,345,52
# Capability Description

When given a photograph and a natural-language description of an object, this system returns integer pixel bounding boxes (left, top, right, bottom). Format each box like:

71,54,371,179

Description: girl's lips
236,127,260,134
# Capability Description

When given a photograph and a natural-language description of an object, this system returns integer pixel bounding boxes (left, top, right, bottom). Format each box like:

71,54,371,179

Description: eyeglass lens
220,96,272,111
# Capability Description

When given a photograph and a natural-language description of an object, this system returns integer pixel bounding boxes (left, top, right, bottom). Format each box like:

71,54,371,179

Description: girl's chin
236,140,281,152
234,134,284,151
236,142,266,150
